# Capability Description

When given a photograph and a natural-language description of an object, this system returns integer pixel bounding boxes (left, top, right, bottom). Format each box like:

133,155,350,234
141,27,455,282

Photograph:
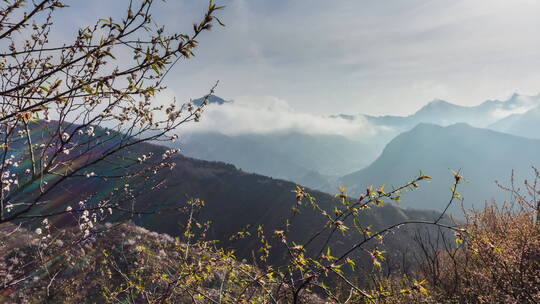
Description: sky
56,0,540,117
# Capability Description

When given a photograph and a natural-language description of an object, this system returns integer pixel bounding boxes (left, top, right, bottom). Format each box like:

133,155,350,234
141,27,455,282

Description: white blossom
86,126,95,137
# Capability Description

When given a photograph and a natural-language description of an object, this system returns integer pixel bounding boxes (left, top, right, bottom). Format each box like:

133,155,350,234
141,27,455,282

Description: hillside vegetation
3,173,539,303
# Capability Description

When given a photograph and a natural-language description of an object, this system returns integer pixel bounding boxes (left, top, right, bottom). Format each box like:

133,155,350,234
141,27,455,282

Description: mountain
12,122,448,266
115,152,445,263
489,105,540,139
364,93,540,129
178,93,540,194
340,123,540,214
192,94,232,106
177,131,377,190
329,93,540,165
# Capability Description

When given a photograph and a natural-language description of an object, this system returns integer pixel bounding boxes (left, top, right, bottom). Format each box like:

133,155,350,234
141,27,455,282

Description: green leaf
345,257,356,271
151,63,159,74
103,51,116,59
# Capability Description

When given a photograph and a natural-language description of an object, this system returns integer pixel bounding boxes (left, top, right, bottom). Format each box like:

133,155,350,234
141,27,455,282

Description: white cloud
490,94,540,119
48,1,540,117
180,96,380,139
162,0,540,116
491,107,530,120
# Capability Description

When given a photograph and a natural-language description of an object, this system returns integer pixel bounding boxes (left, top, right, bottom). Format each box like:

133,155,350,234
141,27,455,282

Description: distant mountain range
178,93,540,206
339,123,540,214
361,93,540,128
338,93,540,153
177,131,377,190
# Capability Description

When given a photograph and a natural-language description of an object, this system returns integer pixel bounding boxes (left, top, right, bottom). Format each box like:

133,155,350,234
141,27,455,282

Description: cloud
490,107,530,120
490,94,540,119
160,0,540,116
180,96,380,139
47,0,540,118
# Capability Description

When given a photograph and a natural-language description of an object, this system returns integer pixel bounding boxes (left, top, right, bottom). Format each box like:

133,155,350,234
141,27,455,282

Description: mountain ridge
339,122,540,214
489,105,540,139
